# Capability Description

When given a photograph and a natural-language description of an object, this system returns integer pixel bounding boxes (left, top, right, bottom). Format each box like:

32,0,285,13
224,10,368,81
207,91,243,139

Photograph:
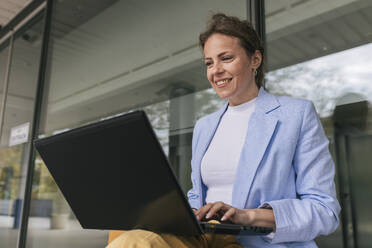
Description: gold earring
254,70,258,76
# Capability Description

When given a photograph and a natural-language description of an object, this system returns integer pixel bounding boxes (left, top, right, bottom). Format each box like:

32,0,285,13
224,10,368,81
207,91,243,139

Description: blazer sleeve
187,120,202,210
261,101,341,243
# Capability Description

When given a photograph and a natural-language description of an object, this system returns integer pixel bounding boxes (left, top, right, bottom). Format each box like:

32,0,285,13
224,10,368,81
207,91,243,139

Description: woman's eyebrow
204,51,231,60
218,51,230,57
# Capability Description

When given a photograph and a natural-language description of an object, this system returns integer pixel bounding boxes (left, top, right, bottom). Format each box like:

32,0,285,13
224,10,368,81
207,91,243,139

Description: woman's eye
222,56,233,61
205,61,212,67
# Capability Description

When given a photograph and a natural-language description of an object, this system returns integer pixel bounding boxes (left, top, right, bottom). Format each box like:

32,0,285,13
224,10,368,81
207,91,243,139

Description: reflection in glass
0,45,8,92
0,145,24,247
265,0,372,247
266,43,372,119
0,16,43,248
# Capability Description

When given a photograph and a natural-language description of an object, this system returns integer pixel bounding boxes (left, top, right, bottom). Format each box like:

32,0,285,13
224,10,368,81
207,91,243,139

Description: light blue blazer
187,88,340,247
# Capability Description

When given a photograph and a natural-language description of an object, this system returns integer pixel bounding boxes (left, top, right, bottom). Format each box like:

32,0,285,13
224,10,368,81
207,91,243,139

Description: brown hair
199,13,265,88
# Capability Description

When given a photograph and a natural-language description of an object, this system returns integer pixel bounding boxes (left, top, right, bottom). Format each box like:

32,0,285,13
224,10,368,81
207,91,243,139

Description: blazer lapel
232,88,280,208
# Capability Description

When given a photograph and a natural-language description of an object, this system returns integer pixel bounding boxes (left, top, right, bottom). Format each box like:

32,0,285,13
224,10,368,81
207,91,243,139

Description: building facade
0,0,371,247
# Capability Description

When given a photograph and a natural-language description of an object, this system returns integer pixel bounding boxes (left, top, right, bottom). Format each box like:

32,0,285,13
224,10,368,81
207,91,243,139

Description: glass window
28,0,246,247
0,43,9,92
265,0,372,247
0,15,44,248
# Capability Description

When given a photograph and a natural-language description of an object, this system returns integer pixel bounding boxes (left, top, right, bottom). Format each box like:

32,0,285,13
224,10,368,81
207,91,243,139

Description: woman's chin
216,91,233,100
216,93,229,100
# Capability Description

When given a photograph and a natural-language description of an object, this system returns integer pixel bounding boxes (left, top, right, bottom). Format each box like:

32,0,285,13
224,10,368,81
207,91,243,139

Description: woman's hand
194,202,276,230
195,201,253,225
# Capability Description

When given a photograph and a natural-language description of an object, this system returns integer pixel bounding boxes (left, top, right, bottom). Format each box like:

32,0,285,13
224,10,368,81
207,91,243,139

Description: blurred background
0,0,371,247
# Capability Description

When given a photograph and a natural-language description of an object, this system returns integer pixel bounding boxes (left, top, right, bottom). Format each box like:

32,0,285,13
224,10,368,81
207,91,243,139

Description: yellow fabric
108,230,126,244
106,229,242,248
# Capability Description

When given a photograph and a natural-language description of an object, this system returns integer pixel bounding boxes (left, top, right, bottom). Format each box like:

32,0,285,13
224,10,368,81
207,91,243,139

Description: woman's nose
213,62,224,74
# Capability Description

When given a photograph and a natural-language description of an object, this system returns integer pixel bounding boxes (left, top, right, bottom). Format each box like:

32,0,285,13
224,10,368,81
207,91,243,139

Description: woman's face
204,33,261,106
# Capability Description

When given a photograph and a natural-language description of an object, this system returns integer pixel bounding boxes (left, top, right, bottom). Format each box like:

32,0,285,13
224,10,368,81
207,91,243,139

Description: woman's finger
206,201,229,219
196,203,213,220
221,207,236,221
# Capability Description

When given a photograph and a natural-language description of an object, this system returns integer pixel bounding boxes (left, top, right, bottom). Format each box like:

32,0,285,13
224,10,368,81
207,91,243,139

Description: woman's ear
251,50,262,69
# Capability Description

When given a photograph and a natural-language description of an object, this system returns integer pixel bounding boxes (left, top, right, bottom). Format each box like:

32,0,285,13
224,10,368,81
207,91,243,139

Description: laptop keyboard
199,221,273,235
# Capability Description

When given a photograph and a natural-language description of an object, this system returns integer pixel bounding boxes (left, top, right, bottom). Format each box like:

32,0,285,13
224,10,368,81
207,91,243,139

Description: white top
201,98,256,205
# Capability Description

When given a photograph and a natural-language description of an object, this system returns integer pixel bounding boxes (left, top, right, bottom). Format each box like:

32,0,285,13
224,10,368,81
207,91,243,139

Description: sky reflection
266,43,372,117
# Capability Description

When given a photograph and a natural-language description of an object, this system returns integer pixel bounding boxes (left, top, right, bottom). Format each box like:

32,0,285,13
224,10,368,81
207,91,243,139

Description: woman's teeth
216,79,231,86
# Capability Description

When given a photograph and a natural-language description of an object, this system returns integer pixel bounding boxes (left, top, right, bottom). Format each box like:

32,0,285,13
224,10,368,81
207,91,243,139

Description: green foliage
32,156,58,200
0,145,22,199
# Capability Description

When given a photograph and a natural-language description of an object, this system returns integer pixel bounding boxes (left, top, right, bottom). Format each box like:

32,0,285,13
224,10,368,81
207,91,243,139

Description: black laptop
34,110,272,236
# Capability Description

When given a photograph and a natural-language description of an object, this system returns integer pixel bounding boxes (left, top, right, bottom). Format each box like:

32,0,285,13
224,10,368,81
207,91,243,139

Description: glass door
0,14,44,248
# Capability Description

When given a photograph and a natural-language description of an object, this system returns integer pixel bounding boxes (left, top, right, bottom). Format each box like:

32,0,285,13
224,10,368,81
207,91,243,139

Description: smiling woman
188,13,340,248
